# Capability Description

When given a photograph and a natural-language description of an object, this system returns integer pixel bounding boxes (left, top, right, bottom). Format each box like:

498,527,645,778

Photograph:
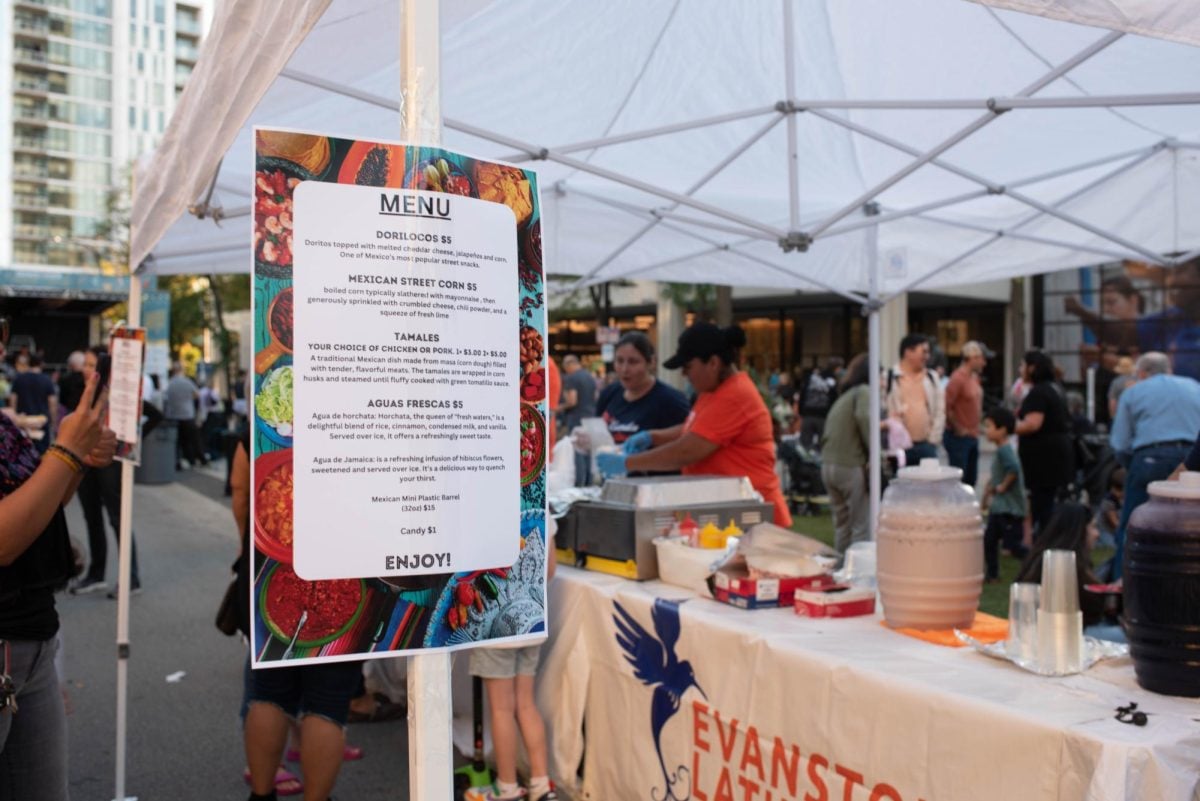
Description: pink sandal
285,744,363,762
243,767,303,797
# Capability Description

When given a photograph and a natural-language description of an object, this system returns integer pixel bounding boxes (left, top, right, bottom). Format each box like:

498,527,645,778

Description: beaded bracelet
47,443,85,473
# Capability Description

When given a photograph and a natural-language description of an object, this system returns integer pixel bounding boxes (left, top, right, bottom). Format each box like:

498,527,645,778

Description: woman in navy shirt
596,332,690,447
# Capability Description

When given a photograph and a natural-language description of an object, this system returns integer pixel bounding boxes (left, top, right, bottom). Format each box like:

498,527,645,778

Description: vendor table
538,567,1200,801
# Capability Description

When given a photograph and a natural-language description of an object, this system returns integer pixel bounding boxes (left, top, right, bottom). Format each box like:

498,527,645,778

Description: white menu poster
290,181,520,581
109,327,146,464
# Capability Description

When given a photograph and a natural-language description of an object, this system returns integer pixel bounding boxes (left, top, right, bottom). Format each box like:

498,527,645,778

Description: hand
83,428,117,469
623,431,653,455
55,374,107,461
595,451,628,480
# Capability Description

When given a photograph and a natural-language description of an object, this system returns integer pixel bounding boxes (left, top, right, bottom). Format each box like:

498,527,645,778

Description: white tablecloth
538,567,1200,801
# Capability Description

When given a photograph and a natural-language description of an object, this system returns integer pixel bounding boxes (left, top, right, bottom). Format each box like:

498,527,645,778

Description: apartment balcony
13,194,50,210
14,0,49,12
176,17,202,37
14,16,50,38
14,48,49,67
13,135,48,152
175,44,200,63
13,164,50,180
13,224,48,240
13,76,50,95
13,105,50,126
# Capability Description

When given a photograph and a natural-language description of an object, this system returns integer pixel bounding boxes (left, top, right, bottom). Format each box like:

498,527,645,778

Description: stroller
778,437,827,517
1068,431,1118,513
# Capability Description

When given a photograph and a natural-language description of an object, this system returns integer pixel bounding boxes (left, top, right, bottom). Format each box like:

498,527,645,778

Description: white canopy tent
121,0,1200,796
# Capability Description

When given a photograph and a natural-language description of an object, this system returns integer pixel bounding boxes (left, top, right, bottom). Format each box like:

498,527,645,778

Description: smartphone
93,354,111,407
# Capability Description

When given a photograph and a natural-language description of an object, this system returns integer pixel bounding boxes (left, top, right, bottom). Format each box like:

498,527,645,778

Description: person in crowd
198,377,225,461
72,346,143,597
1014,350,1073,538
56,351,86,424
0,339,13,388
9,353,58,454
1135,257,1200,381
1107,355,1136,421
559,354,597,486
943,340,992,489
1063,275,1144,353
594,332,690,452
797,359,838,450
598,323,793,527
1093,467,1125,549
1109,352,1200,579
1174,430,1200,477
232,433,362,801
165,361,207,469
884,334,945,466
1092,345,1120,429
1015,502,1118,641
0,368,114,800
469,525,558,801
1066,390,1096,436
818,354,877,553
980,408,1028,581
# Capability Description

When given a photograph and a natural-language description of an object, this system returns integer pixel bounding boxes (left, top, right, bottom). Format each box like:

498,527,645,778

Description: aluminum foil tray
600,475,760,508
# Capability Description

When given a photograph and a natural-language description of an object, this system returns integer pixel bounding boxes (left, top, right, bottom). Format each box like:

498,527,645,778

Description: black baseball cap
663,323,728,370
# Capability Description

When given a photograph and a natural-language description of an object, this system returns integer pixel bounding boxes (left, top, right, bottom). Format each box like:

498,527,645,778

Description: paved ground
60,461,411,800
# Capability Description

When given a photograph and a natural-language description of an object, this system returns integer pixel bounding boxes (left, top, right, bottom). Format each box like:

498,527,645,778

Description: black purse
215,578,240,636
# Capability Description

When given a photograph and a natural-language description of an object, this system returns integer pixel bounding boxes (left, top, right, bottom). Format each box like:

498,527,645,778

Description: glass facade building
4,0,211,270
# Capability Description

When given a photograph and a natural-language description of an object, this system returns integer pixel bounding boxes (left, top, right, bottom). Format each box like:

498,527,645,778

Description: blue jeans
942,431,979,489
904,441,939,468
1113,443,1191,580
0,638,68,801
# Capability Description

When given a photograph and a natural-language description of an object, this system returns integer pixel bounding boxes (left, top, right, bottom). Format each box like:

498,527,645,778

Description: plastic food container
876,459,983,629
1124,471,1200,697
654,537,724,594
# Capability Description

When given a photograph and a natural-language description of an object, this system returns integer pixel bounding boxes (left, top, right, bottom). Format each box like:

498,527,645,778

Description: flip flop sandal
285,744,364,762
346,692,407,724
243,767,303,797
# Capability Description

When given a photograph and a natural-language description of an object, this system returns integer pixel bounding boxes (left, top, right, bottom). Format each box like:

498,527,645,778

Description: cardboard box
793,585,877,619
710,569,836,609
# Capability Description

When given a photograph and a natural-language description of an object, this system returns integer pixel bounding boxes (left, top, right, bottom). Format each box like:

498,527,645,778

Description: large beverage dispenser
1123,471,1200,697
877,459,984,629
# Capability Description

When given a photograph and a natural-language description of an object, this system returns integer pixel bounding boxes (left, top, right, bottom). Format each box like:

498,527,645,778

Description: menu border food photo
250,128,548,667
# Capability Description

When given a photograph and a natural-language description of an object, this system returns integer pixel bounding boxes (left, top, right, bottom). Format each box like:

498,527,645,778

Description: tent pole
448,118,789,239
567,113,784,284
819,142,1162,240
400,2,453,800
807,30,1123,239
912,214,1137,262
113,273,139,801
783,0,800,231
865,204,882,540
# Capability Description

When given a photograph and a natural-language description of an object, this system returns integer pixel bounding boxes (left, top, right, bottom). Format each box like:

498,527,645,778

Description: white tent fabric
132,0,1200,304
966,0,1200,48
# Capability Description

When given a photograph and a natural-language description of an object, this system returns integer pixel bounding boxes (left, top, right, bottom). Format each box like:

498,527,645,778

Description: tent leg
400,1,455,799
866,207,882,540
113,274,141,801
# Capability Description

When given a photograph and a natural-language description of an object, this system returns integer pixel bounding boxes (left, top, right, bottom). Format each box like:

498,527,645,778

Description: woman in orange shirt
596,323,792,528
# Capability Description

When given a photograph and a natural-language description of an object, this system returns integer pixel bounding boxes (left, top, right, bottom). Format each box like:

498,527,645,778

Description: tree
660,283,718,321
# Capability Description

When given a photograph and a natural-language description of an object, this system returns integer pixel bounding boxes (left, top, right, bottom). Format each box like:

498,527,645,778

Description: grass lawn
789,510,1113,619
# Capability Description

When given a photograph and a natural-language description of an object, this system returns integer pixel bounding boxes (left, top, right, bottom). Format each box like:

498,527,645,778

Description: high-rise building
1,0,211,360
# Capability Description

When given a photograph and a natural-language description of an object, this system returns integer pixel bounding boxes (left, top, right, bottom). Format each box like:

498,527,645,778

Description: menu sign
251,129,548,666
291,183,519,579
109,326,146,464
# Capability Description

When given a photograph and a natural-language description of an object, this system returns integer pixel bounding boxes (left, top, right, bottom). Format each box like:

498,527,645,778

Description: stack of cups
1006,583,1040,663
1037,549,1084,674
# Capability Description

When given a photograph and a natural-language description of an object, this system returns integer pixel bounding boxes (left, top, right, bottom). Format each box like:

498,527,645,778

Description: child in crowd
469,523,557,801
981,408,1028,581
1093,468,1126,549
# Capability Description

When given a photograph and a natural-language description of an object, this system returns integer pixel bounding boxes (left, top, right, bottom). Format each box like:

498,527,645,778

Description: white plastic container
876,459,983,629
653,537,724,595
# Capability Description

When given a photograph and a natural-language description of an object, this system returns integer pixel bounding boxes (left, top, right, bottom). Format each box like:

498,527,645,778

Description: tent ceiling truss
185,26,1200,306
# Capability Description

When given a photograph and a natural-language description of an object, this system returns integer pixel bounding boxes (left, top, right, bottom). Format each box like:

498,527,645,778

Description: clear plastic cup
1006,582,1040,662
1040,549,1080,614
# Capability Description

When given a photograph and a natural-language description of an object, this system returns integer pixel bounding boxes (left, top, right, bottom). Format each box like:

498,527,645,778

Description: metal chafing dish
558,475,775,580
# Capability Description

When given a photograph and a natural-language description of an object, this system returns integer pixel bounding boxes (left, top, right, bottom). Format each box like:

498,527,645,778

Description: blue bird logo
613,599,705,801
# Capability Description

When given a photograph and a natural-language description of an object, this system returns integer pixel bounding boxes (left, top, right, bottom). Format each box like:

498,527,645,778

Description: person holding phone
0,326,116,800
71,346,142,597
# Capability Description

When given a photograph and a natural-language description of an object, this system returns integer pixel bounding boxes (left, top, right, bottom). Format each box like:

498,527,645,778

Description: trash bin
135,420,178,485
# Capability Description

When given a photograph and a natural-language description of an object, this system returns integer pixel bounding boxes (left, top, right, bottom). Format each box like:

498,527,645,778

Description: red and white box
793,585,876,618
712,569,836,609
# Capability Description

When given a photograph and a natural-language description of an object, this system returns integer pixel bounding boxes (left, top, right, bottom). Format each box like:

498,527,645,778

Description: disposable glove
595,451,629,479
622,431,653,455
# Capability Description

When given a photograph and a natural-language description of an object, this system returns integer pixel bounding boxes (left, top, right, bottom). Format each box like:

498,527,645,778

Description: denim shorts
242,656,362,726
468,644,543,679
